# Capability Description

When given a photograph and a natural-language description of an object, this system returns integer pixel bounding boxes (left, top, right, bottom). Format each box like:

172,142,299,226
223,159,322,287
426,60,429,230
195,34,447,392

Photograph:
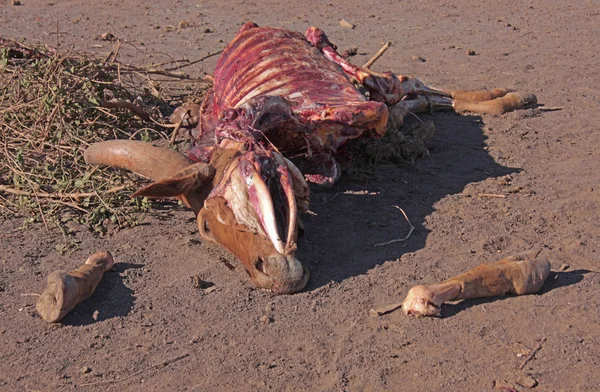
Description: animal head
84,140,309,294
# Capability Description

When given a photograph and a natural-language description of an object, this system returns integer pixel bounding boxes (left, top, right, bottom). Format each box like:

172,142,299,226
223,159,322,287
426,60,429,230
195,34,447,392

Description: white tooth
284,157,310,212
252,170,286,254
277,165,297,252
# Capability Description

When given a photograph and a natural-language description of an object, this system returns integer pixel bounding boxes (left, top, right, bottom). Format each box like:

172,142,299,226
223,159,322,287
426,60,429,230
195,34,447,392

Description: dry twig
374,206,415,246
519,337,547,370
364,41,392,69
80,353,190,387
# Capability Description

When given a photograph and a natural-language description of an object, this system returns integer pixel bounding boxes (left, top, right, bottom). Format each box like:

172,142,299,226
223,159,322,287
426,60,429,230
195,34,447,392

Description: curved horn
84,140,192,182
85,140,215,215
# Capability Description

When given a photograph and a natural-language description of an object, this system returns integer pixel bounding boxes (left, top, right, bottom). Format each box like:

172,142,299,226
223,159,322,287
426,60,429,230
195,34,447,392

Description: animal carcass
85,23,536,294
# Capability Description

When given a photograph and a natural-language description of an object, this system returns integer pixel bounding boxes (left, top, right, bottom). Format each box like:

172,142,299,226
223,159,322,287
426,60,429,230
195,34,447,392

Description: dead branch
519,337,547,370
98,100,150,120
374,206,415,246
364,41,392,69
80,353,190,387
0,184,128,200
169,109,189,145
318,192,340,205
164,50,223,71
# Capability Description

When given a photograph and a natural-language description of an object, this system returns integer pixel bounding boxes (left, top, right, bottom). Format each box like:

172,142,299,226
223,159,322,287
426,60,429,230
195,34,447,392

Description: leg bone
36,251,114,323
402,249,550,317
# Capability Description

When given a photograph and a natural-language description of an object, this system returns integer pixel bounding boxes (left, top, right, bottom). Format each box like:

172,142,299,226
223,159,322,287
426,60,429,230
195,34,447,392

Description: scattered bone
100,32,116,42
402,249,550,317
519,336,546,370
339,19,355,29
36,251,114,323
259,315,273,324
169,103,200,127
191,275,213,289
204,286,218,294
478,193,507,198
369,302,403,317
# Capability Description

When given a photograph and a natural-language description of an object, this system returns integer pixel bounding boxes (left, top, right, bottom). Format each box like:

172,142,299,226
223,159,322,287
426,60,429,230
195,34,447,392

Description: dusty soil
1,0,599,391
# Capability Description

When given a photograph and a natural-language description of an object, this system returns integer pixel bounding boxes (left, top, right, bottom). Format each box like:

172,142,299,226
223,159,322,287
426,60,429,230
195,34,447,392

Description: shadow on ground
298,112,519,289
60,262,143,326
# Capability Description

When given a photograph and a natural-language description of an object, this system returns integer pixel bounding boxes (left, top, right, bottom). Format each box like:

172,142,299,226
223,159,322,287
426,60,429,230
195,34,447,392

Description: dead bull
85,23,536,294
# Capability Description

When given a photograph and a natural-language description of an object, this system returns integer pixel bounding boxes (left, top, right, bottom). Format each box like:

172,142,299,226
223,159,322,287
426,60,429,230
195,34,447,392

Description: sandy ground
1,0,600,391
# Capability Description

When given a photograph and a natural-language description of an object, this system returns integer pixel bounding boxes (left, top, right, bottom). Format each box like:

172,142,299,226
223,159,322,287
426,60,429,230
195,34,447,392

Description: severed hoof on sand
36,251,115,323
401,249,551,317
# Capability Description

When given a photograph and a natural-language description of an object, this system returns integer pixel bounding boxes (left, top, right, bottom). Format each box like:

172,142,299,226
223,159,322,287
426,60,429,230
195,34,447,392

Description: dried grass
0,38,209,237
349,111,435,181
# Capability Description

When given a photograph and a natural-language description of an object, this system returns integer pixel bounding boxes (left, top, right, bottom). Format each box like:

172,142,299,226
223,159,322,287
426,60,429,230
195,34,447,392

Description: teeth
277,164,297,252
215,151,303,256
283,157,310,212
251,169,286,254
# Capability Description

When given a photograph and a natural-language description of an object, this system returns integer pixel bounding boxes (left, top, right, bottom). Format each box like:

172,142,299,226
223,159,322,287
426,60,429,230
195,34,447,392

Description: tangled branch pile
0,38,209,233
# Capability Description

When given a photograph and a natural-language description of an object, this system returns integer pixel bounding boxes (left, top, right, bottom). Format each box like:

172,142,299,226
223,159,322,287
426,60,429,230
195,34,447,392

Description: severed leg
36,251,115,323
451,92,537,115
401,249,550,317
305,27,537,115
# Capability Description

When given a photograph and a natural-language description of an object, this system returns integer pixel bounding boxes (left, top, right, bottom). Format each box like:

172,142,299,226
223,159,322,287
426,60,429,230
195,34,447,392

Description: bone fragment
36,251,115,323
339,19,355,29
402,249,550,317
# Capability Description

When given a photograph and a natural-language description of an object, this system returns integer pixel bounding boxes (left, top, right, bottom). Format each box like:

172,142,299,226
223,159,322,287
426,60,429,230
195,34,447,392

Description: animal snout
259,254,309,294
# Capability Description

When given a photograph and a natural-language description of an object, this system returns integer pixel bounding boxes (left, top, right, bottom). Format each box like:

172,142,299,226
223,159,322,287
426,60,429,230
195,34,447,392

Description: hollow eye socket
203,219,210,233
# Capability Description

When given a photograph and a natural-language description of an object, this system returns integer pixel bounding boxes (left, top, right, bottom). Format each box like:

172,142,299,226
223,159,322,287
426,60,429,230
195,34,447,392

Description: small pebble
81,366,91,374
517,375,538,388
12,0,21,5
259,315,273,324
92,310,99,320
467,50,477,56
411,55,426,62
100,32,115,41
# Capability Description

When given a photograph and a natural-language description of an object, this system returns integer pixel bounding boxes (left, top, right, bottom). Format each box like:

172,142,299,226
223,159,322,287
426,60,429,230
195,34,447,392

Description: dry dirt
1,0,600,391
